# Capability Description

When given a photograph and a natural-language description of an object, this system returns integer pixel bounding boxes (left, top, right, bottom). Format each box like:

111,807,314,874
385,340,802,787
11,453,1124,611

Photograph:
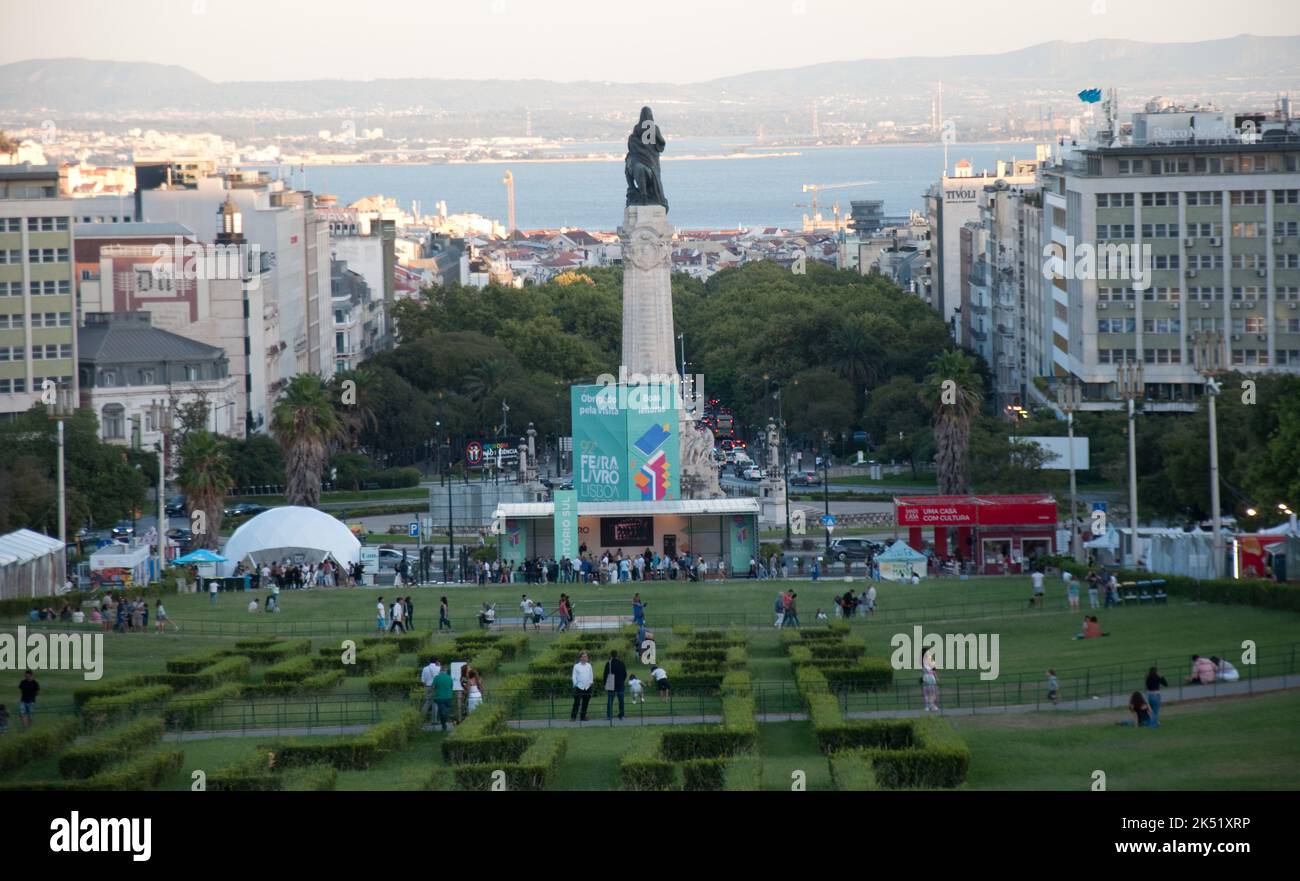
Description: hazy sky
1,0,1297,83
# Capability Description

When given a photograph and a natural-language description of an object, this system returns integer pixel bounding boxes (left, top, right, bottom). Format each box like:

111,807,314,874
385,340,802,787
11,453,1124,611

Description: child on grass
627,674,644,704
1046,669,1059,704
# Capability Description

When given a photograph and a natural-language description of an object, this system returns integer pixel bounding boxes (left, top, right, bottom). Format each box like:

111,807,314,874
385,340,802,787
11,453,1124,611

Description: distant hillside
1,35,1297,115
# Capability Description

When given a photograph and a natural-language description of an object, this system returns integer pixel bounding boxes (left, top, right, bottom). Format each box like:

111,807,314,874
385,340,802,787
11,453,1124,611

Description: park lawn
954,689,1300,790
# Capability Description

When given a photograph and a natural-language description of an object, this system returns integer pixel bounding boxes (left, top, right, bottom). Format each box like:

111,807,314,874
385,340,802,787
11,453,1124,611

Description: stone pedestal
619,205,677,379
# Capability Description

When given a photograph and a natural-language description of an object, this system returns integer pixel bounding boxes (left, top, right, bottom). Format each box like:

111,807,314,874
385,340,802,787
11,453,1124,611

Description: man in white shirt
390,598,405,634
520,594,533,630
376,598,387,632
570,650,594,722
1030,569,1046,608
420,657,442,719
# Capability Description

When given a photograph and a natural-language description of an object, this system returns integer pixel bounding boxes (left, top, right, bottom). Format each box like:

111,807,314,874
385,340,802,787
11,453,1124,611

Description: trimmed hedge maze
784,628,970,789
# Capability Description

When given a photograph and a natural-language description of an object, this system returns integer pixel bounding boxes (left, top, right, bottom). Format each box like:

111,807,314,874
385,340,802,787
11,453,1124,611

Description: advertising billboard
572,384,627,502
1008,436,1090,471
572,382,679,502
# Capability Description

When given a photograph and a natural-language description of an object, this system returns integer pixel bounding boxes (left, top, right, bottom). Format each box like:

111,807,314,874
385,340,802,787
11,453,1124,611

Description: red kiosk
895,494,1058,574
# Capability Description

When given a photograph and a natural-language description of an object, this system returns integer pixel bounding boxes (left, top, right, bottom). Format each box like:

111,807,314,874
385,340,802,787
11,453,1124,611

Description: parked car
742,465,765,481
376,547,407,571
829,537,883,562
165,495,187,516
790,470,822,487
167,527,194,548
224,502,268,519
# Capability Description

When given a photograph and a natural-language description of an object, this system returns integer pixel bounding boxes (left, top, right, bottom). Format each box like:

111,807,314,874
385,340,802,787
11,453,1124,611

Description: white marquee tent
220,506,362,576
0,529,66,599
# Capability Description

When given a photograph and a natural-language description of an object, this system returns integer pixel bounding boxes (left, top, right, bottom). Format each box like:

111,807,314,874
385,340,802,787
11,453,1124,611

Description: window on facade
102,404,125,439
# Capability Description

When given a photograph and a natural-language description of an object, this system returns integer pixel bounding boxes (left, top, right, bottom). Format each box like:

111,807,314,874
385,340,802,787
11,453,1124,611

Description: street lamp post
151,400,172,585
1055,379,1084,564
1192,332,1227,578
1116,360,1144,569
821,455,831,556
47,384,74,553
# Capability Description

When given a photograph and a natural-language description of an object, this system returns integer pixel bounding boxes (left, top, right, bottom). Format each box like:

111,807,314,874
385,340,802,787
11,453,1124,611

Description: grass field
3,573,1297,790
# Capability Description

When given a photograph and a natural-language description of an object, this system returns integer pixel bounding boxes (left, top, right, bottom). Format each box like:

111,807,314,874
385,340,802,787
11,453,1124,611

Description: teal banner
625,384,678,502
553,489,579,561
728,514,756,576
572,384,627,502
500,518,527,566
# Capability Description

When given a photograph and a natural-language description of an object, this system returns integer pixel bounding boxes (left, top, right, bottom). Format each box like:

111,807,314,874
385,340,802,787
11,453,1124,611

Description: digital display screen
600,516,654,547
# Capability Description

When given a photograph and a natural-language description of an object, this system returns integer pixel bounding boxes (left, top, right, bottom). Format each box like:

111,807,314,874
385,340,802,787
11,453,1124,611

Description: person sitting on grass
1212,656,1240,682
1074,616,1107,639
247,598,260,614
815,608,828,622
1121,691,1155,727
1187,655,1217,685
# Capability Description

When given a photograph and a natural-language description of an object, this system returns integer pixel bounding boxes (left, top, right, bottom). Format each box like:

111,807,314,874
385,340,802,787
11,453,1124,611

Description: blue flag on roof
1078,88,1103,104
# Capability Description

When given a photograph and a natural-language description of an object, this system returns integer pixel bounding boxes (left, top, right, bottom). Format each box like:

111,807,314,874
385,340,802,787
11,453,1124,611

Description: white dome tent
220,506,361,576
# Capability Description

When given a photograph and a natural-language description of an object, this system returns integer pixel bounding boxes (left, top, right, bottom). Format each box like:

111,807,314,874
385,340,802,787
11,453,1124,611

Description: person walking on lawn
570,651,594,722
439,596,452,631
604,649,628,721
420,656,442,721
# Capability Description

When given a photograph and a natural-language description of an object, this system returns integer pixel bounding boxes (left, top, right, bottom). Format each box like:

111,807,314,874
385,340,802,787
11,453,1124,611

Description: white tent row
0,529,66,599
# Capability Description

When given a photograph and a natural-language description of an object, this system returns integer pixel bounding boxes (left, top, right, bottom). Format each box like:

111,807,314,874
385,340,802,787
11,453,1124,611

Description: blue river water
287,139,1037,230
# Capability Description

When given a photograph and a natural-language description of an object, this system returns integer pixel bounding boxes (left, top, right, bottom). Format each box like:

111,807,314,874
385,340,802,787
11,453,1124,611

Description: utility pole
822,455,831,557
1192,332,1226,578
1116,360,1144,569
1055,379,1084,564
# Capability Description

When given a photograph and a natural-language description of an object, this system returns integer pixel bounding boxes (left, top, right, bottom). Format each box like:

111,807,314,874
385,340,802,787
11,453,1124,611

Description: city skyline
1,0,1298,85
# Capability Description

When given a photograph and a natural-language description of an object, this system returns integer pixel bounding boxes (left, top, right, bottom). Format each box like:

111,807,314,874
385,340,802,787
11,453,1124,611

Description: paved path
159,675,1298,740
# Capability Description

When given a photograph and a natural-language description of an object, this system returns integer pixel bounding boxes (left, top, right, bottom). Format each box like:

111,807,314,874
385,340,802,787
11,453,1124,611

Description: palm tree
462,357,512,427
176,431,234,550
331,367,380,447
271,374,344,507
827,319,879,418
919,351,984,495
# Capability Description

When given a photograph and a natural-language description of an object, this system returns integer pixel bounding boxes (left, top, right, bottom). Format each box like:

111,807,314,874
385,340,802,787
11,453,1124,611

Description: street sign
408,521,419,538
820,514,837,527
1091,502,1107,512
466,441,483,466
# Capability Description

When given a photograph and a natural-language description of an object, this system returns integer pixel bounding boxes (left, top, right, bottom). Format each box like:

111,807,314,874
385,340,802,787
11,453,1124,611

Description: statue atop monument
625,106,668,211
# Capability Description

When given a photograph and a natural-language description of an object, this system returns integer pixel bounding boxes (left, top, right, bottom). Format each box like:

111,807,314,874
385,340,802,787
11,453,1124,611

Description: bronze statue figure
625,106,668,211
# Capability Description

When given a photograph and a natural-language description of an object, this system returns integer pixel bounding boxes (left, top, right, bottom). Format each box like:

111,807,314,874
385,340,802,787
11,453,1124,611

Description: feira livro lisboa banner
553,489,579,560
571,382,680,502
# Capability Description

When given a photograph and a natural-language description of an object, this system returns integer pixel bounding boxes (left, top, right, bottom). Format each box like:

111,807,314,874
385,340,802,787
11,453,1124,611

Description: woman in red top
556,595,570,633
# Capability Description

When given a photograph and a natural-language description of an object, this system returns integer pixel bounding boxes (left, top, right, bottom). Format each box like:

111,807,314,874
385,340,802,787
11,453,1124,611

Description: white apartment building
1040,101,1300,405
926,154,1046,337
141,170,334,397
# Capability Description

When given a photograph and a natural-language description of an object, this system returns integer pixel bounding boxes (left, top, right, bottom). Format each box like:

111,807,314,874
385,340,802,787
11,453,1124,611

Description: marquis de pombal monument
618,107,722,499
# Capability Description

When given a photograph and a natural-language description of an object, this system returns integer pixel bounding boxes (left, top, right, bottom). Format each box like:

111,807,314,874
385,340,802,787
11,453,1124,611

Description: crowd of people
471,547,729,585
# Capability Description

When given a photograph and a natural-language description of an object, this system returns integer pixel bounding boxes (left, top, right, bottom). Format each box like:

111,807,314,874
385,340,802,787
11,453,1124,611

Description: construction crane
502,169,516,234
796,181,873,233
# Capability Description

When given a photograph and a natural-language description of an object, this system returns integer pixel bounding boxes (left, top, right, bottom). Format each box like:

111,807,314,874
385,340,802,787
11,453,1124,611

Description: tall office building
1040,100,1300,405
0,165,78,417
926,155,1045,339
